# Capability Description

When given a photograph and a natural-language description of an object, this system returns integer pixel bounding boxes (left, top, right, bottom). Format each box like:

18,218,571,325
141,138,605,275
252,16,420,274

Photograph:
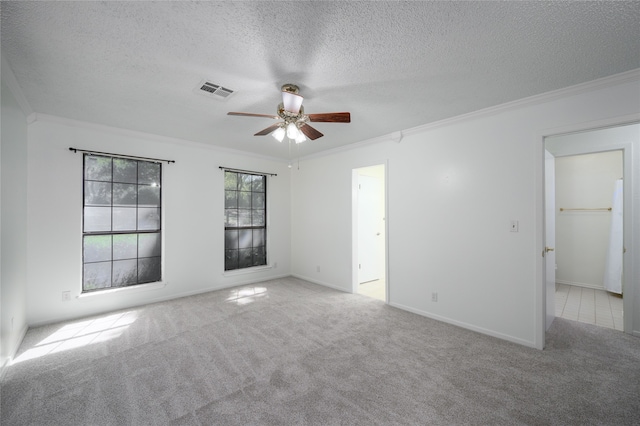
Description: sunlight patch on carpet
11,311,138,364
226,286,268,305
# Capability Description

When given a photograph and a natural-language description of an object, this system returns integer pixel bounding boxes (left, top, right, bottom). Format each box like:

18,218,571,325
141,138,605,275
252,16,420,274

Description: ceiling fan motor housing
278,103,306,124
281,84,300,94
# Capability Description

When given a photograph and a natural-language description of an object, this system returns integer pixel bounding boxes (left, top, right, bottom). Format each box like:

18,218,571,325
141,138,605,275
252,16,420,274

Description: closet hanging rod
559,207,611,212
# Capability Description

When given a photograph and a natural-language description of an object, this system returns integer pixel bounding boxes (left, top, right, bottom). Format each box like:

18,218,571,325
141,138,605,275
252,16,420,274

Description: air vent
195,80,235,100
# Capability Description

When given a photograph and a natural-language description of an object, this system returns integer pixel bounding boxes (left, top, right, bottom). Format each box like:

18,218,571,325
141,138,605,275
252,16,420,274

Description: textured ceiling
2,1,639,160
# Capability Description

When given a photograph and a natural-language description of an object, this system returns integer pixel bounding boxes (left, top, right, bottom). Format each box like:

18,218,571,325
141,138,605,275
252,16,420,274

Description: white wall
291,74,640,348
1,76,29,371
26,117,291,326
555,152,623,289
9,69,640,350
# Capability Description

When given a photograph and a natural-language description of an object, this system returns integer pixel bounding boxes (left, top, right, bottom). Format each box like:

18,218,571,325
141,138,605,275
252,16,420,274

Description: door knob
545,247,555,252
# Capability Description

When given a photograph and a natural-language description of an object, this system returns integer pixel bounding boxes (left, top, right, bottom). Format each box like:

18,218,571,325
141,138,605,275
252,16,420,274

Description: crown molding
12,66,640,165
1,54,34,117
402,68,640,138
301,68,640,162
29,113,287,164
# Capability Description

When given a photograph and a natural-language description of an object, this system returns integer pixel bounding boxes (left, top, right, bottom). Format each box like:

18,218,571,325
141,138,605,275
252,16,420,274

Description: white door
545,150,556,330
358,175,383,283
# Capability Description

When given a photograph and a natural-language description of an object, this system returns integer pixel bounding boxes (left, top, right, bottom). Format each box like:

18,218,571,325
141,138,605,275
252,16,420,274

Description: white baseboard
389,301,538,349
290,274,351,293
0,359,8,381
289,276,537,349
556,280,606,291
0,324,29,381
28,273,293,328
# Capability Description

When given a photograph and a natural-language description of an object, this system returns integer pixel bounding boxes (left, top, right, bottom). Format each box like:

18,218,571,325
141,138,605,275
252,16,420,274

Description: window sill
222,265,273,277
78,281,167,299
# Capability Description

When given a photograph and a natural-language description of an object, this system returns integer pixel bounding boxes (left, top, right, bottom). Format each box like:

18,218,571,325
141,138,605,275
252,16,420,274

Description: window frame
81,153,163,293
223,170,268,271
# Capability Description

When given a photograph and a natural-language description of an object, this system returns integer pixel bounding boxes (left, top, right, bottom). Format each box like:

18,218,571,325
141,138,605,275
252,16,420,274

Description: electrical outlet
273,262,278,268
432,292,438,302
62,291,71,301
316,266,321,272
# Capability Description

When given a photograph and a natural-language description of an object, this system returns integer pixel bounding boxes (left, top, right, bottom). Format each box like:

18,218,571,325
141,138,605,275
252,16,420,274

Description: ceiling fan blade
254,123,282,136
307,112,351,123
300,124,324,140
228,112,279,119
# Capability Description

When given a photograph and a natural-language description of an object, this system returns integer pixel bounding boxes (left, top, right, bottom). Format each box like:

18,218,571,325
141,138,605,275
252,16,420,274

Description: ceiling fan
227,84,350,143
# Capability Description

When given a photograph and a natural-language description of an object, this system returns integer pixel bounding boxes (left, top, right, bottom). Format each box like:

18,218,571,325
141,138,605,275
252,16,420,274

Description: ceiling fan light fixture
228,83,349,145
271,126,286,142
286,122,300,139
295,132,307,144
282,91,303,114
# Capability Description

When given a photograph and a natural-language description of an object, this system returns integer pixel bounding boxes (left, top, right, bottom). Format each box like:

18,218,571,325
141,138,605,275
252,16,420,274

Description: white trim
221,170,272,276
351,161,389,303
220,273,290,288
556,280,607,291
0,324,29,379
389,301,536,349
299,133,397,162
15,68,639,166
535,133,546,349
29,113,288,164
28,274,291,328
301,69,640,162
542,114,640,151
222,265,274,277
1,54,34,117
77,281,168,299
290,274,351,293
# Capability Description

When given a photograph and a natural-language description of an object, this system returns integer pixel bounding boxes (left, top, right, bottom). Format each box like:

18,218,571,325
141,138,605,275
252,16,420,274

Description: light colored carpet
2,277,639,425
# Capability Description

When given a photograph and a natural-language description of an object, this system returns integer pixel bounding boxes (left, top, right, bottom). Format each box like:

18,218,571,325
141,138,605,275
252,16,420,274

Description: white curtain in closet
603,179,623,294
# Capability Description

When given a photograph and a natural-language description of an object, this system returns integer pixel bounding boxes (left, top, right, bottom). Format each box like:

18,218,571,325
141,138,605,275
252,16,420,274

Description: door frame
544,150,556,331
536,114,640,349
352,162,389,302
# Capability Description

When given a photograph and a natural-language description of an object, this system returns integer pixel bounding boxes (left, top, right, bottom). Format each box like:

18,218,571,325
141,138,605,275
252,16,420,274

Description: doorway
552,150,624,330
543,122,639,339
352,164,387,302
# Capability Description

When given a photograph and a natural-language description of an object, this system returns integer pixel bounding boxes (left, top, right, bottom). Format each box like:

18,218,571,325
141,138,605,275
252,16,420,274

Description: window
224,171,267,270
82,154,162,292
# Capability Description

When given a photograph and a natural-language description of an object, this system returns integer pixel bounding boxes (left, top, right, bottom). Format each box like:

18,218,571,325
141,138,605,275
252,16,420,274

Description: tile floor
555,283,623,331
358,279,385,301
